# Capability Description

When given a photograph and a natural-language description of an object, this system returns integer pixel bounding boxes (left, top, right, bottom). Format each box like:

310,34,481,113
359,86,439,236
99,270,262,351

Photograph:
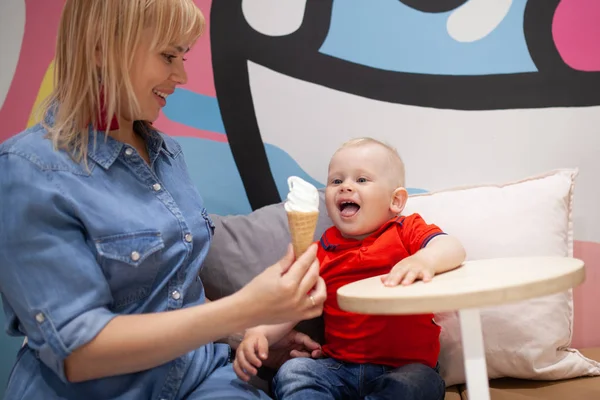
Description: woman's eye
162,53,175,63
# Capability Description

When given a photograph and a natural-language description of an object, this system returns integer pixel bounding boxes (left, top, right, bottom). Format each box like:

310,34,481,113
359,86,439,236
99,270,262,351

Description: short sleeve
398,213,446,255
0,153,116,382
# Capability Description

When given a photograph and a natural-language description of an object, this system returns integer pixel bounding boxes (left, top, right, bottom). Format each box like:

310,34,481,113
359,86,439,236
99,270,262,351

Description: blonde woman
0,1,326,399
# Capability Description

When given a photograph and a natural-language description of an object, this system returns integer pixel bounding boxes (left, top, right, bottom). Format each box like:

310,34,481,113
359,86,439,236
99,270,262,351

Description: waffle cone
287,210,319,257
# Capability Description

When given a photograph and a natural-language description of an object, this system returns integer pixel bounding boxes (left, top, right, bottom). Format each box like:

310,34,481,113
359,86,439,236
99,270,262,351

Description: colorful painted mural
1,0,600,358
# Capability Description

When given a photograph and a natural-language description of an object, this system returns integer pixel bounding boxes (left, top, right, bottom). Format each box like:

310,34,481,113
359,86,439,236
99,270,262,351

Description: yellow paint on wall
26,60,55,128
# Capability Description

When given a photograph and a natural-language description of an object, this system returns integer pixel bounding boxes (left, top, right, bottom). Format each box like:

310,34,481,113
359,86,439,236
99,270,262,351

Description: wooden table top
337,256,585,315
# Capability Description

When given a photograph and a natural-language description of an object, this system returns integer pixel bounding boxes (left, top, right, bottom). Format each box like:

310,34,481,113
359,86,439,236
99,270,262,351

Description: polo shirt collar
320,216,403,251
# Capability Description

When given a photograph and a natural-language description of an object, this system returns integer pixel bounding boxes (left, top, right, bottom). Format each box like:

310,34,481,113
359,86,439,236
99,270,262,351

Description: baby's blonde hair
41,0,205,163
337,137,406,187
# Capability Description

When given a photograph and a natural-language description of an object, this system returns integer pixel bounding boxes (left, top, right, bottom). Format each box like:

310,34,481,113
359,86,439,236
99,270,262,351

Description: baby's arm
383,234,466,286
233,321,296,381
410,234,465,275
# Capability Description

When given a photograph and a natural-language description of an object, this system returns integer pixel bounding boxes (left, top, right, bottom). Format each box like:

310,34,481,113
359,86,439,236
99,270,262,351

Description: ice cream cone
287,210,319,257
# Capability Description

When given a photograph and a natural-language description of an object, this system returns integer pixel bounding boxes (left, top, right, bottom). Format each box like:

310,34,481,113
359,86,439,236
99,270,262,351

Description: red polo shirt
318,214,445,368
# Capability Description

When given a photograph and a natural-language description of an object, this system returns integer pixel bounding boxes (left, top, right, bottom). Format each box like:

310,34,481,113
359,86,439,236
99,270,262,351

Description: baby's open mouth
339,201,360,217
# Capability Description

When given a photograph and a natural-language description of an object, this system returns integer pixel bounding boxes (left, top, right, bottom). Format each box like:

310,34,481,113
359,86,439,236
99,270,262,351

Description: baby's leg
365,363,445,400
273,357,358,400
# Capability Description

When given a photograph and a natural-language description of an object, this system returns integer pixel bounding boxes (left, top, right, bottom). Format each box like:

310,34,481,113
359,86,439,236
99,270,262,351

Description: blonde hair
337,137,406,187
41,0,205,162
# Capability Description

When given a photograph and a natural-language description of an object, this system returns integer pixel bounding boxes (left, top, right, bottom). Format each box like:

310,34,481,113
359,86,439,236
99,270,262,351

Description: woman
0,1,326,399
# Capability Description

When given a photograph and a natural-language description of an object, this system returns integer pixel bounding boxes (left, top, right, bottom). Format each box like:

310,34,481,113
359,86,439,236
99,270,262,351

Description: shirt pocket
94,230,164,310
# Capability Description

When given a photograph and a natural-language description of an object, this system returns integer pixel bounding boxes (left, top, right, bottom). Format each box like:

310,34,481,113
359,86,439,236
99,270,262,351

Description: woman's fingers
298,257,321,296
247,243,325,325
308,277,326,307
282,243,318,283
299,277,326,320
276,244,295,275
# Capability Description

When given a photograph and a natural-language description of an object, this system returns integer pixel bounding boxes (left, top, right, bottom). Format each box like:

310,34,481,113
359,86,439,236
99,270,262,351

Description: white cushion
403,169,600,386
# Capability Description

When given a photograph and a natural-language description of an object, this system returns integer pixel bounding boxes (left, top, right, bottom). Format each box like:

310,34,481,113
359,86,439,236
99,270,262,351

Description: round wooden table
337,256,585,400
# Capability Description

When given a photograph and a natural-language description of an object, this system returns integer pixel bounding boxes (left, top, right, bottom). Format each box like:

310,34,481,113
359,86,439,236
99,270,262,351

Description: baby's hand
233,331,269,382
382,256,435,287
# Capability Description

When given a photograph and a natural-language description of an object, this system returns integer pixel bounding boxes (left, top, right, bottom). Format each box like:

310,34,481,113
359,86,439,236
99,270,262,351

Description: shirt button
152,183,162,191
35,313,45,323
360,247,368,252
124,147,133,156
130,251,140,261
184,233,193,243
171,290,181,300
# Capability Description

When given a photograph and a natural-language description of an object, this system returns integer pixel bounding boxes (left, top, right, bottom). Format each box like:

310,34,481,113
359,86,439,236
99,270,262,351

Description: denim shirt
0,116,226,399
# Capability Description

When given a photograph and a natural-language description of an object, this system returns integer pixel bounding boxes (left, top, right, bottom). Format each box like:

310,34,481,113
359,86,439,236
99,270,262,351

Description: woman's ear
390,187,408,215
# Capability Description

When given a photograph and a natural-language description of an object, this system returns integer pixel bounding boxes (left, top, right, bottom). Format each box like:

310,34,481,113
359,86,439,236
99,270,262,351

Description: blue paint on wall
320,0,536,75
177,138,325,215
163,89,226,134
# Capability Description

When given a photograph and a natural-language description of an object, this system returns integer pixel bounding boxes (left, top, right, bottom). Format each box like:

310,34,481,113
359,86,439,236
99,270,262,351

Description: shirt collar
135,122,181,163
320,216,403,252
43,106,179,169
86,130,124,169
162,138,182,158
136,121,181,156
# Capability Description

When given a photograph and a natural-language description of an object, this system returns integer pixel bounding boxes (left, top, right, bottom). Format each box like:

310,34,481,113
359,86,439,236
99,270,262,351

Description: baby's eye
357,177,367,183
331,179,343,185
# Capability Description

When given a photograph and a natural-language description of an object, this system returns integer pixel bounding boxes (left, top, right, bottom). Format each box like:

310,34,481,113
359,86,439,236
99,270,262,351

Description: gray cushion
200,189,331,342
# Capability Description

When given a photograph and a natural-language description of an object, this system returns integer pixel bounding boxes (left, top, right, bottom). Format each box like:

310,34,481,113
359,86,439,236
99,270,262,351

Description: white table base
459,308,490,400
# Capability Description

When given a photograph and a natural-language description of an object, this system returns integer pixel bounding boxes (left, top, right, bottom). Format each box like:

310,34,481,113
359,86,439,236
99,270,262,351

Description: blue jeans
273,357,444,400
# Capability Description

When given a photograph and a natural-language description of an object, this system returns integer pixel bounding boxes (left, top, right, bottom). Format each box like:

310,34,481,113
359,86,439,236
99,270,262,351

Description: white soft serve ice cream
284,176,319,213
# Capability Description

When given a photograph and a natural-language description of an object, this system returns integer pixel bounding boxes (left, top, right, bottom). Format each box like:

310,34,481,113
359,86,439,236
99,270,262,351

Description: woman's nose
171,62,188,85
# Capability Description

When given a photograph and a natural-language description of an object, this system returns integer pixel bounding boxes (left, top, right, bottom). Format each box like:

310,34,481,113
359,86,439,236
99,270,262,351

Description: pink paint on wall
552,0,600,72
0,0,63,142
183,0,216,97
153,114,227,143
572,240,600,349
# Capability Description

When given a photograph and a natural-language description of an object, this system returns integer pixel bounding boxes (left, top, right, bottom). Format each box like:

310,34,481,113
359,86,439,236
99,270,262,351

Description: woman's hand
237,244,326,326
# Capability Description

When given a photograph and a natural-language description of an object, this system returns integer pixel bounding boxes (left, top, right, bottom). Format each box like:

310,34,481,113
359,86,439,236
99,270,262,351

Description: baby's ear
390,187,408,215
